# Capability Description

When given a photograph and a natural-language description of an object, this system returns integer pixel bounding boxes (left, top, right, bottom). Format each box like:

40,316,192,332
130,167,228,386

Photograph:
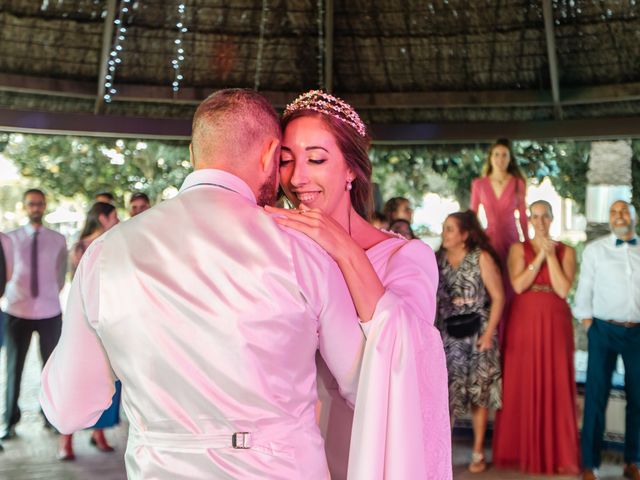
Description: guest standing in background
2,189,67,441
470,139,528,341
128,192,151,218
382,196,413,225
436,211,504,474
95,192,115,205
470,139,528,261
493,200,580,475
574,200,640,480
57,202,121,461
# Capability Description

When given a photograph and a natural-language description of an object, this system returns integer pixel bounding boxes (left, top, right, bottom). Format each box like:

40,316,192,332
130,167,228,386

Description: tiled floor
0,339,626,479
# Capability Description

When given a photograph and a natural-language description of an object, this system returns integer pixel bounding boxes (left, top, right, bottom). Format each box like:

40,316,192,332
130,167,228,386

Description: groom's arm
40,240,116,434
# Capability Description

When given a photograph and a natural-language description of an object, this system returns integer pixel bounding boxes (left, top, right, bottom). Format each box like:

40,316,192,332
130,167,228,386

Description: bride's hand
264,204,354,262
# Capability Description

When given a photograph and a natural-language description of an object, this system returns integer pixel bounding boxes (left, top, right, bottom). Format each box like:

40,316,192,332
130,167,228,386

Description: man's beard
256,163,278,207
29,213,43,224
612,224,632,237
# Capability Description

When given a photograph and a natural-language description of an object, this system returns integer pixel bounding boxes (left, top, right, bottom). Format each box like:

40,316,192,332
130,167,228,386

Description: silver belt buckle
232,432,251,449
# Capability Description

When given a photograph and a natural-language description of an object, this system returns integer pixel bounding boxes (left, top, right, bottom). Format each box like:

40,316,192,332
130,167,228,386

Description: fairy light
254,0,269,90
316,0,324,90
103,0,131,103
171,2,187,93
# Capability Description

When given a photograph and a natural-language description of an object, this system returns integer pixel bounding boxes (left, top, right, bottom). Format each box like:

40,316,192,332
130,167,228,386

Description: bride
266,90,451,479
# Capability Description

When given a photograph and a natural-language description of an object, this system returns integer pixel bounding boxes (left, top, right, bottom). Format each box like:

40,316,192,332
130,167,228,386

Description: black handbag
444,312,482,338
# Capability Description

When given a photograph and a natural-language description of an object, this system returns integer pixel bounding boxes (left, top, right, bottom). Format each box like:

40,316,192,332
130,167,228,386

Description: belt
530,284,554,292
605,319,640,328
128,427,295,458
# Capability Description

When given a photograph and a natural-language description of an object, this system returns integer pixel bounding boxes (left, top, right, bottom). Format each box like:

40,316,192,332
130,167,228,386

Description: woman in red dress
470,140,528,263
492,200,580,475
471,139,528,342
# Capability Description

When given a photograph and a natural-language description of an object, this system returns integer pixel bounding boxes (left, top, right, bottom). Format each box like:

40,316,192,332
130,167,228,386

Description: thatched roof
0,0,639,141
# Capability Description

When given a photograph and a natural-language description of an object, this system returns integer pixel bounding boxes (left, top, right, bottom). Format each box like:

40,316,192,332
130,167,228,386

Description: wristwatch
527,263,536,271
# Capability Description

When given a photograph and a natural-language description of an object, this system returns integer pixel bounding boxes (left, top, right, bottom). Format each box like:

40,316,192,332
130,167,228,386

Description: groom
40,89,365,479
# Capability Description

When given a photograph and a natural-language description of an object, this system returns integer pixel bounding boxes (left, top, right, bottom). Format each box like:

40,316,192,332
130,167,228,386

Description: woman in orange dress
492,200,580,475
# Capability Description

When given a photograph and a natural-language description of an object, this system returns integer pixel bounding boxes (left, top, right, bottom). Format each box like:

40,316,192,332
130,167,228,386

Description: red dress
470,176,528,263
492,241,580,475
471,175,529,342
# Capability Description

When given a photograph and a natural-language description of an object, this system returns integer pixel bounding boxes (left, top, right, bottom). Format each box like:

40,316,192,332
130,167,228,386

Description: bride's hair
281,109,373,220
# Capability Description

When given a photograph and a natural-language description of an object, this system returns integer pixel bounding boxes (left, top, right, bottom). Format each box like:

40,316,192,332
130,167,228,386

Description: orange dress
492,241,580,475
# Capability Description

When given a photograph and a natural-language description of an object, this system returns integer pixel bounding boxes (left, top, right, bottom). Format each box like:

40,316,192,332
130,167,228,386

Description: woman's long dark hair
382,197,410,222
79,202,115,240
482,138,525,182
439,210,502,269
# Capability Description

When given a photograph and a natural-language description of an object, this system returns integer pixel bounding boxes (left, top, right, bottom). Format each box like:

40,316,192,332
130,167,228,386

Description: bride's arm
266,205,384,322
331,240,385,322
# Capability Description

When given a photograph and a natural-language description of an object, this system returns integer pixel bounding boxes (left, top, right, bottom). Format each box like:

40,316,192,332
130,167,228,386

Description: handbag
444,312,482,338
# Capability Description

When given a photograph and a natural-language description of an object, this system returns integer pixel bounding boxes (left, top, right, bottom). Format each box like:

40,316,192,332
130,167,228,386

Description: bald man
40,89,365,479
574,200,640,480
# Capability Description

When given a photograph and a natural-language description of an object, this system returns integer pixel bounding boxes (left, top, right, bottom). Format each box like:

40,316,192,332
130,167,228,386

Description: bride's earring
346,179,353,191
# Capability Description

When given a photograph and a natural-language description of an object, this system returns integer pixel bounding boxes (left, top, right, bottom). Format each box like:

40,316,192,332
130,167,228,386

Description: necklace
490,174,509,185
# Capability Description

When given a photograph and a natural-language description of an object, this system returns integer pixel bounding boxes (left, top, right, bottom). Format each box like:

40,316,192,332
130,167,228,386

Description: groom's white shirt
40,169,364,479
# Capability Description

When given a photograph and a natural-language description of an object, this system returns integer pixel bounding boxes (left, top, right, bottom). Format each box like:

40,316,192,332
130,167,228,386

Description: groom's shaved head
191,89,281,169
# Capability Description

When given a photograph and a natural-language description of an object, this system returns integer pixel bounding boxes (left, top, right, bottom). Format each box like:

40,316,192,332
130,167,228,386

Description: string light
171,3,187,93
254,0,269,90
317,0,324,89
102,0,131,103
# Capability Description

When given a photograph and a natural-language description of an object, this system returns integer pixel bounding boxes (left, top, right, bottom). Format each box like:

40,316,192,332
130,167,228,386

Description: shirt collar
179,169,256,204
24,223,42,235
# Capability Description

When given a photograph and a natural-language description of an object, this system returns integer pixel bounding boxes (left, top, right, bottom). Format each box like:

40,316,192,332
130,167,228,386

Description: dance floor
0,339,624,479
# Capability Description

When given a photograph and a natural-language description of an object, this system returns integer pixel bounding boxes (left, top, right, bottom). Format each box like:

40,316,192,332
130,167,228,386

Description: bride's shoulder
380,237,435,264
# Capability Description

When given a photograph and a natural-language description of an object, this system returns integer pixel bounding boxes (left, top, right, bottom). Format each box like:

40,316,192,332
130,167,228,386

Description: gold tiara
283,90,366,137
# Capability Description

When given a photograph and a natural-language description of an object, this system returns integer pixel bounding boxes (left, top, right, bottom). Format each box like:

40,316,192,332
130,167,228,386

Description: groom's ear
260,137,280,173
189,143,195,168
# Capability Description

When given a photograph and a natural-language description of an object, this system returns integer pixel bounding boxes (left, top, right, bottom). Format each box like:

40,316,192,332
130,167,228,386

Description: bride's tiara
283,90,366,137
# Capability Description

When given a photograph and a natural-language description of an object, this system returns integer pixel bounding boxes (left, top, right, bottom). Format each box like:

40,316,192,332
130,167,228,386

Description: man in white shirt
574,200,640,480
40,89,365,479
1,189,67,441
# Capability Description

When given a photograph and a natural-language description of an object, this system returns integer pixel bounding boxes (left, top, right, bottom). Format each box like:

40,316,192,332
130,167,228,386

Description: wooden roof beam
94,0,118,115
2,73,640,108
542,0,563,119
1,107,639,143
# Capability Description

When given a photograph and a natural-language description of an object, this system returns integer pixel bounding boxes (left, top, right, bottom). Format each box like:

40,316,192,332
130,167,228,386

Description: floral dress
436,248,502,418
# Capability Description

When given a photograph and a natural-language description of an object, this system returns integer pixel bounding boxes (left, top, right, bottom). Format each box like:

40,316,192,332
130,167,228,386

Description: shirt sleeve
470,178,480,211
572,241,596,320
40,239,116,434
289,232,365,408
